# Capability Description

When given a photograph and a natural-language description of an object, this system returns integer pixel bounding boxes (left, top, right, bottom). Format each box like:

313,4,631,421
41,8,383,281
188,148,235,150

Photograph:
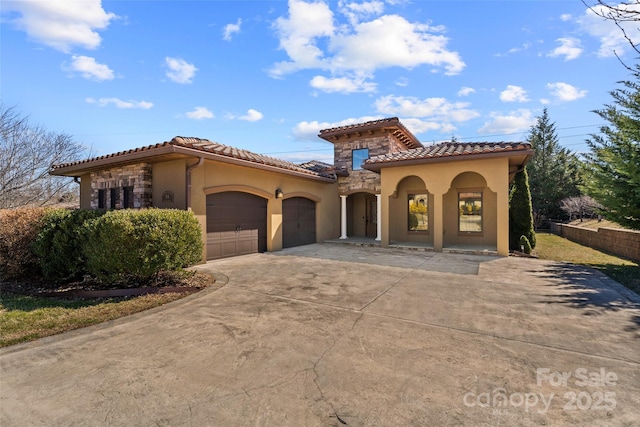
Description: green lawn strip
535,233,640,295
0,292,188,347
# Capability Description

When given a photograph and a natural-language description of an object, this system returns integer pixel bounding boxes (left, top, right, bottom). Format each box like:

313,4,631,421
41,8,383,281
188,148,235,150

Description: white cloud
478,109,535,134
223,18,242,41
270,1,464,78
310,75,376,93
560,14,572,22
3,0,117,52
374,95,480,123
402,118,453,135
546,82,587,101
339,0,385,25
578,3,640,57
66,55,114,81
86,97,153,109
293,116,382,141
185,106,214,120
270,0,335,76
395,77,408,87
330,14,465,75
239,109,264,122
458,86,475,97
548,37,583,61
165,57,197,84
500,85,529,103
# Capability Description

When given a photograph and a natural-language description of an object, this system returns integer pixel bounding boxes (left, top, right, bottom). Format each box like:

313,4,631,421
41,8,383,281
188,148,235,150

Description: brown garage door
283,197,316,248
206,192,267,260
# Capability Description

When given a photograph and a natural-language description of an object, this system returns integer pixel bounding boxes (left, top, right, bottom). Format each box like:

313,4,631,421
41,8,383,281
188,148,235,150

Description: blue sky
2,0,638,164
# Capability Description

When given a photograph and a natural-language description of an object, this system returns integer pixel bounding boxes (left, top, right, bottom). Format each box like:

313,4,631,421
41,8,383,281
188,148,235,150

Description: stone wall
334,133,408,194
552,223,640,262
90,163,153,209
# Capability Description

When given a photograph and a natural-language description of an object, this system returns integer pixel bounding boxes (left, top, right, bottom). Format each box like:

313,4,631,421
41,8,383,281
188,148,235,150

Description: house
50,117,533,260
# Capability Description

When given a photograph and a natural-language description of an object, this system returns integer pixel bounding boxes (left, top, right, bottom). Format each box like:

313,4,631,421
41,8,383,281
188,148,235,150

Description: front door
365,195,377,237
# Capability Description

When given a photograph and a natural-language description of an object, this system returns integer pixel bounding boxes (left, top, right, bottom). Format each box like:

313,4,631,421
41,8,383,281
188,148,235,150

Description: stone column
340,195,348,239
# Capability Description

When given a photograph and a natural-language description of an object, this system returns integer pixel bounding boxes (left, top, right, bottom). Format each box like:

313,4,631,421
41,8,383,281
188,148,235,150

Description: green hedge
33,209,106,280
82,209,202,282
2,207,203,283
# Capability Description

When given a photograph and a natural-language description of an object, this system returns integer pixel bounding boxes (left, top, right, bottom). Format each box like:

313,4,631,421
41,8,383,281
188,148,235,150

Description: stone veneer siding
90,163,153,209
334,133,408,194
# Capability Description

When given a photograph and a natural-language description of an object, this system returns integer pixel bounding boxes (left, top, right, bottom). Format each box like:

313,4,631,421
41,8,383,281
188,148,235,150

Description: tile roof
318,117,423,149
364,141,533,169
51,136,337,180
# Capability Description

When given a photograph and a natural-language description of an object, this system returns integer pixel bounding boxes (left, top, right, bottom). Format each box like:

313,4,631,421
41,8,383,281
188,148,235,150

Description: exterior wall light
275,188,284,199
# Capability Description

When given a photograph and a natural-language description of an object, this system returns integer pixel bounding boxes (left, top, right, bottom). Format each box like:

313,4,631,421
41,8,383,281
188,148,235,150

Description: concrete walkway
1,244,639,426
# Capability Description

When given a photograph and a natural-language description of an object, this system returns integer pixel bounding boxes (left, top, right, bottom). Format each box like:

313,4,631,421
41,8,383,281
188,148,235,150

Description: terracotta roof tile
365,141,532,166
51,137,336,180
318,117,422,149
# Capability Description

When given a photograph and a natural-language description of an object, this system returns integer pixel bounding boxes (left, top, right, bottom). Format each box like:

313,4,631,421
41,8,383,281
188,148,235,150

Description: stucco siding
179,159,338,259
152,159,187,209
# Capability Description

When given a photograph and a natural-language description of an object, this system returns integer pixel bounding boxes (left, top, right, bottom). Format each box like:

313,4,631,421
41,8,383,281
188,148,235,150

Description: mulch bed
1,271,214,299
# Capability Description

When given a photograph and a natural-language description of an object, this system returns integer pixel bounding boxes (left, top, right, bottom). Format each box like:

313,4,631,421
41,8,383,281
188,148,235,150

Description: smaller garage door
207,192,267,260
283,197,316,248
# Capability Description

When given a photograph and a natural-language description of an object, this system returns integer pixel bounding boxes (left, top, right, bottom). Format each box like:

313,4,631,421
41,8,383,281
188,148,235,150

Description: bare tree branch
582,1,640,70
0,104,88,209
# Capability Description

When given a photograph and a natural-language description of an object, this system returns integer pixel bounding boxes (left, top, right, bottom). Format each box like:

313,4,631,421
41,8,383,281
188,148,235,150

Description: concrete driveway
1,244,639,426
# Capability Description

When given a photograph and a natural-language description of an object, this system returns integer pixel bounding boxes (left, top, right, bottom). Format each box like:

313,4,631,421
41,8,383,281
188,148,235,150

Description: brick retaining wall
551,223,640,262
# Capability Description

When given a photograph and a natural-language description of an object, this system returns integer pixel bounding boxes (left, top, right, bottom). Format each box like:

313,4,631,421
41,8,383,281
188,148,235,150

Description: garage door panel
206,192,267,260
283,197,316,248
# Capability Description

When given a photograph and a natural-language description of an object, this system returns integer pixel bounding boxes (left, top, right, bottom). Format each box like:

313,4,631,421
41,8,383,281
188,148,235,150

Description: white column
340,195,348,239
375,193,382,241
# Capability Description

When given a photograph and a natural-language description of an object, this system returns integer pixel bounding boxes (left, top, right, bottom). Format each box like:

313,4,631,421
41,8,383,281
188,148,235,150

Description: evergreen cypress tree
509,168,536,250
526,108,581,226
584,64,640,230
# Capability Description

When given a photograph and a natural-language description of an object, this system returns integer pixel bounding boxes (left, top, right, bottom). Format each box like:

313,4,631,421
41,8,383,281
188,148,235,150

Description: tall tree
509,168,536,250
526,108,581,227
583,64,640,230
0,105,87,209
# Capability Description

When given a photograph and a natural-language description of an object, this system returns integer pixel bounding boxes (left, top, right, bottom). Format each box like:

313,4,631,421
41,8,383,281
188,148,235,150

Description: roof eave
51,144,336,183
363,149,535,173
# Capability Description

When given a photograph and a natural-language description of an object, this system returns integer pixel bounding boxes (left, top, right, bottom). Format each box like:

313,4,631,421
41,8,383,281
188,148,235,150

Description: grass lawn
0,272,211,348
535,232,640,295
0,292,193,348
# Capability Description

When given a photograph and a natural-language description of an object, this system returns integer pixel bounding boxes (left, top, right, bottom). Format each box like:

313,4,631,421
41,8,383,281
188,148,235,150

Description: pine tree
526,108,581,226
583,65,640,230
509,168,536,250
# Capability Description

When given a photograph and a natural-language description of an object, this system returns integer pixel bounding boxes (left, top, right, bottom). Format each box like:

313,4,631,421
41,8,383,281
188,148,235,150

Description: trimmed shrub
83,209,202,282
33,209,106,280
0,207,50,280
519,235,532,254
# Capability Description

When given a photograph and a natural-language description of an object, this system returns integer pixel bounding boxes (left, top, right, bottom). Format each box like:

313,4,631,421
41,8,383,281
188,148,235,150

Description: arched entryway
206,191,267,260
345,191,377,238
282,197,316,248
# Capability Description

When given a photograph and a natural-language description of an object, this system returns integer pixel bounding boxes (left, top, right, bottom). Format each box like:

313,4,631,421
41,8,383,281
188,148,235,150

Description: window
408,194,428,231
98,189,106,209
459,192,482,232
110,188,118,209
123,186,134,208
352,148,369,170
